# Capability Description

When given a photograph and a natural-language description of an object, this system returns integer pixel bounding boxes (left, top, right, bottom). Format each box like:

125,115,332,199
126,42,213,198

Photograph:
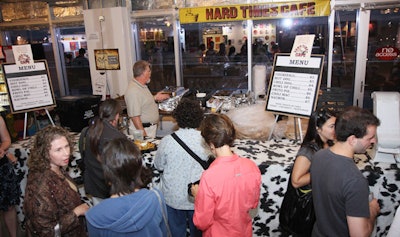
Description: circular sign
375,46,399,61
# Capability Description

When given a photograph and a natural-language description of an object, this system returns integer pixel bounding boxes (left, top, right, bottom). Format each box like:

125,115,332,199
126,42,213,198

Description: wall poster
94,49,120,70
146,31,155,41
265,53,324,118
2,60,56,113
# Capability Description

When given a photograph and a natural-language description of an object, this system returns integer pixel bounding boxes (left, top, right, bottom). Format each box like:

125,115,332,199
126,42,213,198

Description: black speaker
56,95,101,132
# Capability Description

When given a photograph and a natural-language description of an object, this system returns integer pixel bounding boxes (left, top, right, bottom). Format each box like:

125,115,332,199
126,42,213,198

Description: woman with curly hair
24,125,89,237
154,98,212,237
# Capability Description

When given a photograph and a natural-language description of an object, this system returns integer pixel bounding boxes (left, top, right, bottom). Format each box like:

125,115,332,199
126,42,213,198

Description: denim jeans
166,205,202,237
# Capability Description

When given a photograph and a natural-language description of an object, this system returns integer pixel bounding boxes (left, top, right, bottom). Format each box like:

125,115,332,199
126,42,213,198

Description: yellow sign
179,0,330,24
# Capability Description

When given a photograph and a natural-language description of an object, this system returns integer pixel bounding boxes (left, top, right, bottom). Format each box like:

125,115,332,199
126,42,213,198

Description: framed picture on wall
70,42,78,51
140,31,146,41
94,49,120,70
146,32,155,41
80,41,87,49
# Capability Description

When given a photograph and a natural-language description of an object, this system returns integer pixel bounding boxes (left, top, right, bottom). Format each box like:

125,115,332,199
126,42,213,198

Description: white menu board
2,60,56,113
266,54,324,118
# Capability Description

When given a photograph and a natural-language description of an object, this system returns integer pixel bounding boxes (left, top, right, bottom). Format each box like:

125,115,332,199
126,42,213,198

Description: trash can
56,95,101,132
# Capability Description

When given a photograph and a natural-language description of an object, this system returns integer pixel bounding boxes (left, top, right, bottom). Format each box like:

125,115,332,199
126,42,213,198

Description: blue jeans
166,205,202,237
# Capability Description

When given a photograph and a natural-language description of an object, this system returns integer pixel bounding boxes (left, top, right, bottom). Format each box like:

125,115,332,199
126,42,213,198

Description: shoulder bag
170,133,214,197
151,188,172,237
171,133,213,169
279,173,315,236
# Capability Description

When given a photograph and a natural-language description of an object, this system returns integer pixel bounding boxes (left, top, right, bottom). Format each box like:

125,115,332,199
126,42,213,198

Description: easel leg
45,109,55,126
293,117,303,143
297,117,303,143
268,115,280,140
23,113,27,139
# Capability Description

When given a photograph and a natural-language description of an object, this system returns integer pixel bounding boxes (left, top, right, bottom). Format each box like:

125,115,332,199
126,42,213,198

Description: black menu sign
2,60,56,113
266,54,324,118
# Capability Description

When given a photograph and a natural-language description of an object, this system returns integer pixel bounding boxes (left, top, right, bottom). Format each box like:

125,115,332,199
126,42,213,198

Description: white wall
83,7,134,99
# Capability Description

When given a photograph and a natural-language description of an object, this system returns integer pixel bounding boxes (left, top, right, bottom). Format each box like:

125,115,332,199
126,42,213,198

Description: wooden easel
23,109,55,139
265,54,324,143
268,115,303,143
2,60,56,139
292,116,303,143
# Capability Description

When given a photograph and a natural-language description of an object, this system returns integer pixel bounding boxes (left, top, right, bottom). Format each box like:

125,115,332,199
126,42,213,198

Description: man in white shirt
124,60,169,138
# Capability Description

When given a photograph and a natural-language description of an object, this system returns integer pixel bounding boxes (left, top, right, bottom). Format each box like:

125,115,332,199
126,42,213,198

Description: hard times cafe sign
179,0,330,24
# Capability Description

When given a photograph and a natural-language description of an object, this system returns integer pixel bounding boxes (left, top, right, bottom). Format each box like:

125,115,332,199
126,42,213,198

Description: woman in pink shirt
191,114,261,237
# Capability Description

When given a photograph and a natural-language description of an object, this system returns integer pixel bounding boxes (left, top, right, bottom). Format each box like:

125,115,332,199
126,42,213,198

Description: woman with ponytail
280,108,336,236
80,99,127,205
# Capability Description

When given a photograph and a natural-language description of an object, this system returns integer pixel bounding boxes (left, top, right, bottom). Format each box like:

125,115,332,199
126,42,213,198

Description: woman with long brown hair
80,98,126,205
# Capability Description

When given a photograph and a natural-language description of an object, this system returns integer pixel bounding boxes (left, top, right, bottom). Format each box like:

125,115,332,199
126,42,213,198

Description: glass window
0,29,62,97
181,21,249,95
59,26,92,95
326,10,357,110
134,16,176,92
254,16,328,87
364,7,400,108
181,16,329,95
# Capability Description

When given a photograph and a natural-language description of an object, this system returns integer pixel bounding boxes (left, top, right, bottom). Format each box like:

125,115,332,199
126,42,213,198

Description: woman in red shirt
191,114,261,237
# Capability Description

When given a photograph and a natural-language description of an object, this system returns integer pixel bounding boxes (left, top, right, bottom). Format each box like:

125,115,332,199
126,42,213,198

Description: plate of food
133,140,157,153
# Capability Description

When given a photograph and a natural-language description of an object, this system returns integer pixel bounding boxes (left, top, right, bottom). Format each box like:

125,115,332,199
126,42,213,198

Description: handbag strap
152,189,172,237
171,133,209,170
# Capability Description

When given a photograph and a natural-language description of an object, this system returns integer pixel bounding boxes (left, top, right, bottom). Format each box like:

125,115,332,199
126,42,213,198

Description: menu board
2,60,56,113
266,54,324,118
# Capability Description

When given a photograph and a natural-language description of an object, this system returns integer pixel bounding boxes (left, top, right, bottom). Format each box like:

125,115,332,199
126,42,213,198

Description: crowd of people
280,106,382,237
154,98,212,237
280,108,336,236
0,59,398,237
64,48,89,67
183,38,280,67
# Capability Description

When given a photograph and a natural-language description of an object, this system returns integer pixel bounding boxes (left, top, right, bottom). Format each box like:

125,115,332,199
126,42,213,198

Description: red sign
375,46,399,61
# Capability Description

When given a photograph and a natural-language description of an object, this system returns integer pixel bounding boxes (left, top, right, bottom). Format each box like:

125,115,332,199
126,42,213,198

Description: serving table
8,134,399,236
